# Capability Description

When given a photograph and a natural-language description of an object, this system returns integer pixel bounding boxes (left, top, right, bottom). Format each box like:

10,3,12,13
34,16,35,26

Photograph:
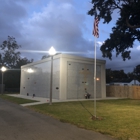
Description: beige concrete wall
106,86,140,99
60,54,106,100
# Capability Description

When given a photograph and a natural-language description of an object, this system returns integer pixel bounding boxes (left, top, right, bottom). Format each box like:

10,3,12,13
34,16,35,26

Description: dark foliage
88,0,140,60
0,36,33,90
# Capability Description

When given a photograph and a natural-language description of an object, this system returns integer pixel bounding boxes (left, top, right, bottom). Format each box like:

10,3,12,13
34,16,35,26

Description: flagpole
94,36,97,118
92,7,99,118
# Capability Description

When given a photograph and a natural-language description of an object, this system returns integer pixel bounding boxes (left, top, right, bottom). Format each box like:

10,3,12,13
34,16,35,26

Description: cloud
18,1,93,60
97,41,104,46
0,0,27,43
104,44,140,73
136,45,140,50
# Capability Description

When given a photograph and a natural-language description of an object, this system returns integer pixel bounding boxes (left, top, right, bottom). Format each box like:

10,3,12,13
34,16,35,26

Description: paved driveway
0,98,117,140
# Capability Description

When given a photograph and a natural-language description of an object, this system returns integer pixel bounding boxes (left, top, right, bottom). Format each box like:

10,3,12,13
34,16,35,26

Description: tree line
106,65,140,83
0,36,33,92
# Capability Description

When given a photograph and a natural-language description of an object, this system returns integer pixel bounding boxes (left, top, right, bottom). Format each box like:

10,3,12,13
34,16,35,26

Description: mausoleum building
20,54,106,100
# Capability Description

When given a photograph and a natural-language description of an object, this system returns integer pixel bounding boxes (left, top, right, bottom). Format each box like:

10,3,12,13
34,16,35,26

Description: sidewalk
8,94,125,106
7,94,60,106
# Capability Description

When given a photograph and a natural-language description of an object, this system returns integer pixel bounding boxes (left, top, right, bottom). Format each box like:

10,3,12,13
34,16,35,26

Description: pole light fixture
48,46,56,105
1,66,6,72
1,66,7,94
49,46,56,56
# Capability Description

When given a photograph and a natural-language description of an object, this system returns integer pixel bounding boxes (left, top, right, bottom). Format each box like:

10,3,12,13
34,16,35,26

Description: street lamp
1,66,7,94
48,46,56,105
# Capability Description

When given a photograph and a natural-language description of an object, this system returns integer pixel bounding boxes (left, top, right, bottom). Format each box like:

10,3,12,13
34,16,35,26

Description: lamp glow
1,66,6,72
27,68,34,73
96,78,100,81
48,46,56,56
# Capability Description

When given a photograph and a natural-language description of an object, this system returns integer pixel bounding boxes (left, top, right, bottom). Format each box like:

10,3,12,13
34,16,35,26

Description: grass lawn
29,99,140,140
0,94,39,104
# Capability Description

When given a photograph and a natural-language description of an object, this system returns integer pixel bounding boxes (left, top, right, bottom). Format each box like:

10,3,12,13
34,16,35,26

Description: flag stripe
93,16,99,38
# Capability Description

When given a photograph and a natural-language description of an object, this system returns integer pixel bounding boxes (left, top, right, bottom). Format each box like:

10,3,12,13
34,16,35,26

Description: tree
0,36,33,68
106,69,128,83
0,36,21,68
127,72,134,79
15,57,33,68
106,69,113,83
0,36,33,91
88,0,140,60
133,65,140,81
41,54,49,60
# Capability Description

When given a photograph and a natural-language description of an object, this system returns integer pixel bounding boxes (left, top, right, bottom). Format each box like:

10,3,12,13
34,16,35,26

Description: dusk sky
0,0,140,73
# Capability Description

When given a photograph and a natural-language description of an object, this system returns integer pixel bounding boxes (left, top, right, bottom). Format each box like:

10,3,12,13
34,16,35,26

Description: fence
106,85,140,99
0,84,5,94
0,84,20,93
5,88,20,93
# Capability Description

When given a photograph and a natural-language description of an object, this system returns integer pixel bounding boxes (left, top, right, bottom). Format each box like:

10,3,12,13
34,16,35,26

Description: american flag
93,15,99,38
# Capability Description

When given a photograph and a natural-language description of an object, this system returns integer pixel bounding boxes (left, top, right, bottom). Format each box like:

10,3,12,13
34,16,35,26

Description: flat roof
21,53,106,68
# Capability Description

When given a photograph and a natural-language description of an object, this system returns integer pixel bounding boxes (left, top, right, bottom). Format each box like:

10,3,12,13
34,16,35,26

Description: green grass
0,94,38,104
29,99,140,140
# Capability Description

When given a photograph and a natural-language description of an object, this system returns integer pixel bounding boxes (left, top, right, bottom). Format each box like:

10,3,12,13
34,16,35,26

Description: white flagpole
93,7,99,118
94,36,97,118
